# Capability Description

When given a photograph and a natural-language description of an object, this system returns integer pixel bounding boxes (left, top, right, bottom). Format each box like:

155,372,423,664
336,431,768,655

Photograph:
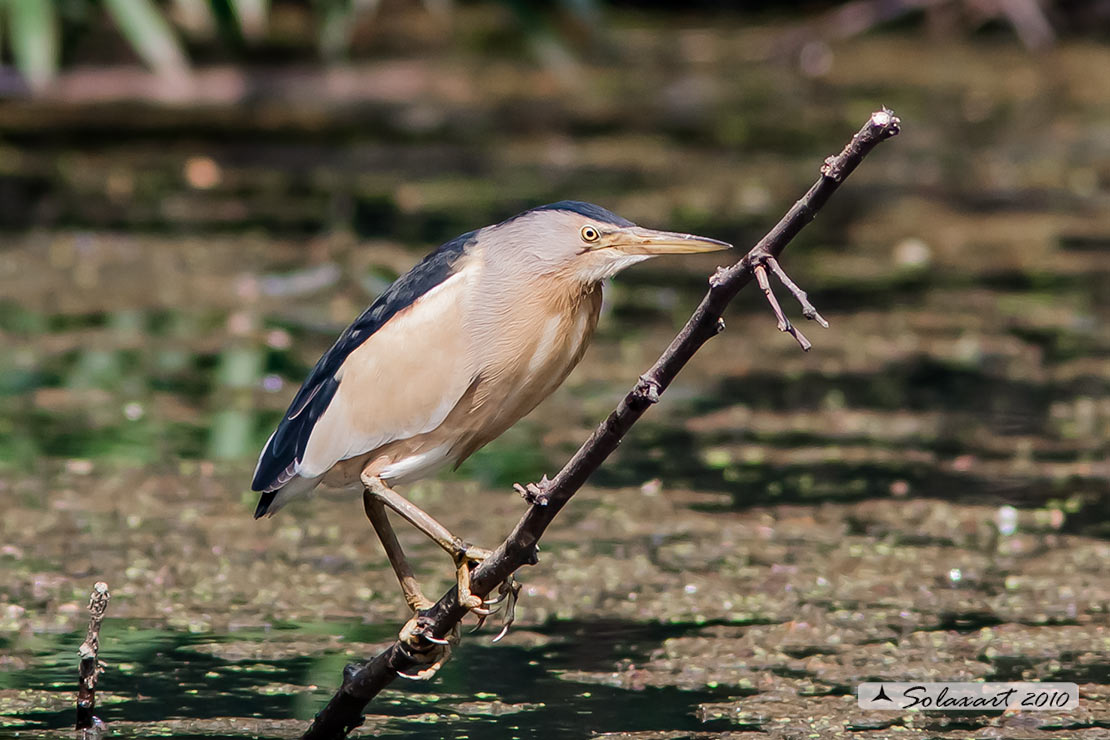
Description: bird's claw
490,576,519,643
397,608,458,680
468,601,505,634
470,614,487,634
484,590,508,606
752,254,827,352
467,603,497,617
468,574,522,640
396,640,452,680
491,576,522,643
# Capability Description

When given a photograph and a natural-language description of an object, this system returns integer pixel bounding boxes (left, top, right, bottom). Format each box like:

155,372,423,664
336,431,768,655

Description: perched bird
251,201,729,658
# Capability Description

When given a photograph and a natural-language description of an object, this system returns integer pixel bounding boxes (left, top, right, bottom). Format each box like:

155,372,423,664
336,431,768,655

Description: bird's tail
253,475,321,518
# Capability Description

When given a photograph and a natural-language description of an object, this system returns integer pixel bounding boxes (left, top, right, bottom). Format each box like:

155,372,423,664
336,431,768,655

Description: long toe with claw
453,544,493,613
471,574,523,641
397,639,452,680
491,576,522,642
397,604,458,680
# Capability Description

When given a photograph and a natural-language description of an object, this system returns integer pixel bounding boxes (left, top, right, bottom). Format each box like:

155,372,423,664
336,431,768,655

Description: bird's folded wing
297,272,474,478
252,231,477,494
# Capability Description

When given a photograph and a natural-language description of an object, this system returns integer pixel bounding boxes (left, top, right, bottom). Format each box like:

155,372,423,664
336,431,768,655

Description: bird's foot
396,640,452,680
453,544,494,614
751,254,828,351
471,574,523,643
452,541,525,643
397,601,458,680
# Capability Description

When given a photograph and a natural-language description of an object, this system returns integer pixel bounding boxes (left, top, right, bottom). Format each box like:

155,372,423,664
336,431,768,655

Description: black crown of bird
251,201,731,671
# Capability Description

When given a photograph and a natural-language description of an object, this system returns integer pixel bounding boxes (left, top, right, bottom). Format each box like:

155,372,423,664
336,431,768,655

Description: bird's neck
468,265,602,360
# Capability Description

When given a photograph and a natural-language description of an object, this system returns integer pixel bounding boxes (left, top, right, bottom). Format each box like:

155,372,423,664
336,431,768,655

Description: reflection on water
1,17,1109,740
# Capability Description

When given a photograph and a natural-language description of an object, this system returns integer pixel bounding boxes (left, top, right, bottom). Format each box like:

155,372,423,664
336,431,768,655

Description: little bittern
251,201,730,671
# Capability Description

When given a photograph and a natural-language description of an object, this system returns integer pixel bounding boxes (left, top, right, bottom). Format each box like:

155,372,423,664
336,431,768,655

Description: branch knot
820,155,842,180
514,475,552,507
633,376,661,405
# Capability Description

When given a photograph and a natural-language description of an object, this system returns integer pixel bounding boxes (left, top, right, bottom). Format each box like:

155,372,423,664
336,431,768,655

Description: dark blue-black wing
250,229,477,513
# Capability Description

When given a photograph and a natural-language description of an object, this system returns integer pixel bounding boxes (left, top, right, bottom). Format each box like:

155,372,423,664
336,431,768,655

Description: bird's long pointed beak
602,226,732,255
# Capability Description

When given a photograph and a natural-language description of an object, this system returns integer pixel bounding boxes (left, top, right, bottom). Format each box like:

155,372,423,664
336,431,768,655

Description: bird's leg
362,490,454,680
361,473,492,614
361,492,433,613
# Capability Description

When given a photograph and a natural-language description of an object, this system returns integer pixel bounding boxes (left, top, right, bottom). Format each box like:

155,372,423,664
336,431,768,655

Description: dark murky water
2,12,1109,739
5,621,744,738
6,618,1106,737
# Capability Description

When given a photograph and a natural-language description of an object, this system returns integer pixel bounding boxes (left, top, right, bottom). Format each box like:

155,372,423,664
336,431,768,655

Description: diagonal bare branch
300,108,901,740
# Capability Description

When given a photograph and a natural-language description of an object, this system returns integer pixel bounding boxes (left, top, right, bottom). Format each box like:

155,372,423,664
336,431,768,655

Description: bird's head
488,201,732,285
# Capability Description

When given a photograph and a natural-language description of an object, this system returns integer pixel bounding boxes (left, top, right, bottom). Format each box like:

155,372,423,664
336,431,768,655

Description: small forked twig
765,256,828,327
754,262,812,351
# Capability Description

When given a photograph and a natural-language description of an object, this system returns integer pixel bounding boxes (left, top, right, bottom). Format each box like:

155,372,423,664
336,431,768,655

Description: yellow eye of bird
581,225,600,242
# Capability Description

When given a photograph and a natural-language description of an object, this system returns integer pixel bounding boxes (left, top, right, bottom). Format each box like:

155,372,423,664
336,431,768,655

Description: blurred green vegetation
0,0,603,93
4,0,1106,94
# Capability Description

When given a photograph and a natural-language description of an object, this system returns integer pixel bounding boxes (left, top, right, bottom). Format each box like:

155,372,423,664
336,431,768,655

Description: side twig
754,263,811,350
76,581,110,734
301,108,901,740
